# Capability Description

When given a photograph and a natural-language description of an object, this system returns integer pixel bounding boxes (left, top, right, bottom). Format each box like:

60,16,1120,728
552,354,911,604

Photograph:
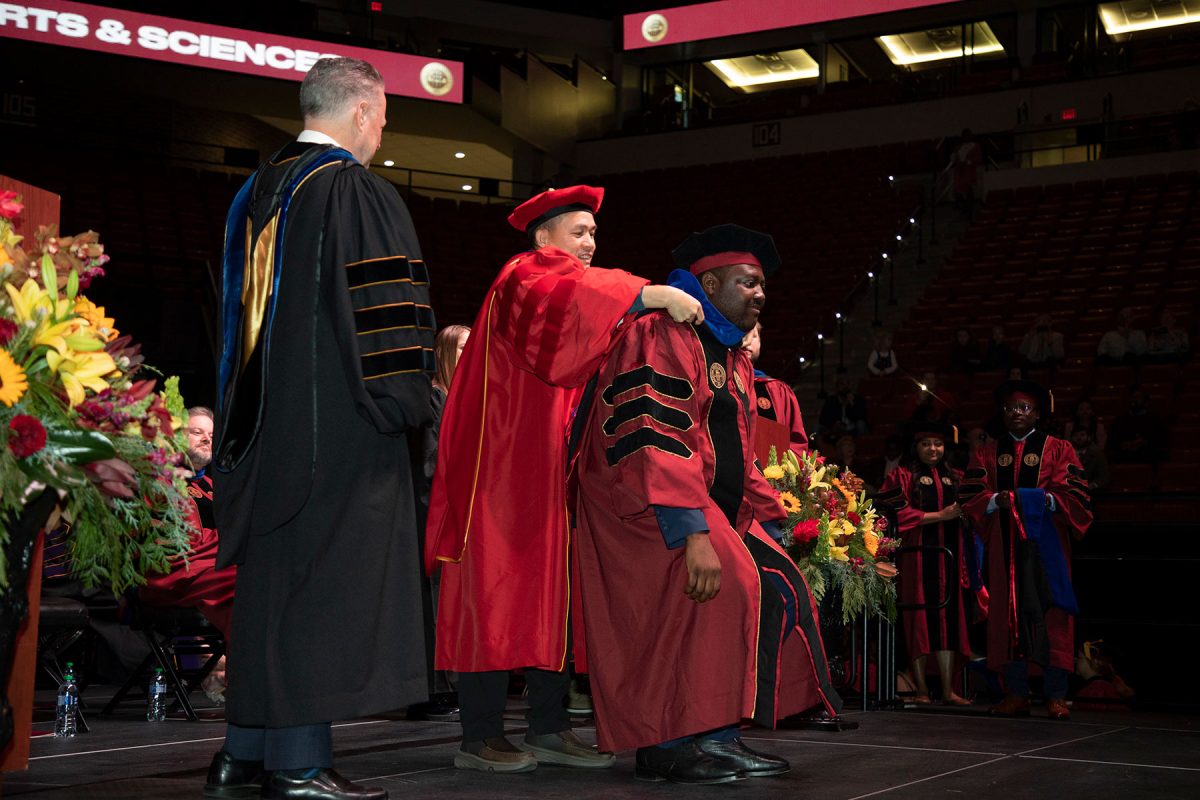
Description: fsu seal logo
419,62,454,97
942,476,953,486
919,475,934,486
733,372,745,394
641,13,668,43
1023,453,1041,467
709,362,726,389
758,397,772,410
997,454,1014,468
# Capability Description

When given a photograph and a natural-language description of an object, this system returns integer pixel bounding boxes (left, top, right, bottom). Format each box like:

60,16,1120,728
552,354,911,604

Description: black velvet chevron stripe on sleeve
354,302,436,336
360,345,437,381
875,486,908,510
346,255,429,290
957,467,988,502
602,365,693,405
605,426,693,466
603,394,694,436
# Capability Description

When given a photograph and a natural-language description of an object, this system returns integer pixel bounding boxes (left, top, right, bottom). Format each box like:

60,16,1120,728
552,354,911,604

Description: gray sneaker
518,729,616,768
454,737,538,773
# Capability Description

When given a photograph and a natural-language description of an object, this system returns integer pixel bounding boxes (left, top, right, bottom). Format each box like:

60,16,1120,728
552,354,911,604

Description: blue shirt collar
667,269,748,347
754,369,769,379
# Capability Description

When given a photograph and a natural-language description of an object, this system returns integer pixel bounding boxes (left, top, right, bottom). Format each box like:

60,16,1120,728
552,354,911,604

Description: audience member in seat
1145,308,1190,363
981,325,1011,373
866,332,899,376
1095,308,1147,365
834,435,874,492
905,372,958,429
1107,387,1168,464
819,376,869,436
1071,428,1111,494
949,328,982,374
1062,399,1107,450
1019,314,1064,371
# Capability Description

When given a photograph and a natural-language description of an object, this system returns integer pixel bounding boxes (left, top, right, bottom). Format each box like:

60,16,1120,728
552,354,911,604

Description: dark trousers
458,669,570,742
1004,660,1069,700
224,722,331,771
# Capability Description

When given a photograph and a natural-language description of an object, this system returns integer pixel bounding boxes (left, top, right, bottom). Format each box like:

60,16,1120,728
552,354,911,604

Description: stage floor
3,688,1198,799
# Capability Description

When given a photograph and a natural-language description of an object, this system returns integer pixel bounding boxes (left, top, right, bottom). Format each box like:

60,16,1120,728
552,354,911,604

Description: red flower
793,519,821,544
847,511,862,526
8,414,47,458
0,318,17,345
0,190,23,220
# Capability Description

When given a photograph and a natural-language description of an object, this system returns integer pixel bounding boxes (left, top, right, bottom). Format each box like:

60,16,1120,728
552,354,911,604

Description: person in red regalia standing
961,380,1092,720
875,420,972,706
425,185,706,773
741,322,808,454
572,224,841,785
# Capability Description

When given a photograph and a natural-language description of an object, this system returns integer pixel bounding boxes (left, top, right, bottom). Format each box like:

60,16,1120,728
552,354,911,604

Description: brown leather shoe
454,737,537,773
988,694,1031,716
1046,698,1071,720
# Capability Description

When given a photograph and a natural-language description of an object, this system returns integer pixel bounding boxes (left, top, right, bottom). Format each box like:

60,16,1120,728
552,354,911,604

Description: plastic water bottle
54,662,79,738
147,667,167,722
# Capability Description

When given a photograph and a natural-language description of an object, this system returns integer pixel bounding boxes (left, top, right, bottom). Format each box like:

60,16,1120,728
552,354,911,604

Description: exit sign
1061,108,1077,121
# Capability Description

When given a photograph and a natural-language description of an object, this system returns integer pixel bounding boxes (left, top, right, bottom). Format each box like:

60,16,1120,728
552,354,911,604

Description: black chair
101,595,224,721
37,596,92,733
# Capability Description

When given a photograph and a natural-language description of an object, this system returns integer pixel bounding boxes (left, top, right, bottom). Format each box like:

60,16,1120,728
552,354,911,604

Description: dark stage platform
3,688,1198,799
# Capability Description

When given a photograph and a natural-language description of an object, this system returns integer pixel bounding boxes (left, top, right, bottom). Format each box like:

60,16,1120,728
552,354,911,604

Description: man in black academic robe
206,57,435,800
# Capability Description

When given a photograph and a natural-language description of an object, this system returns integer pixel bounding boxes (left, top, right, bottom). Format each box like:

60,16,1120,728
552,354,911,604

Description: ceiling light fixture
877,21,1004,66
706,48,819,90
462,184,473,191
454,151,466,158
1099,1,1200,35
383,160,395,167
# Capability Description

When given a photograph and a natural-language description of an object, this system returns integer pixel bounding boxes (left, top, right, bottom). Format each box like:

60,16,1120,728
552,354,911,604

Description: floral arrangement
0,189,191,592
764,447,899,623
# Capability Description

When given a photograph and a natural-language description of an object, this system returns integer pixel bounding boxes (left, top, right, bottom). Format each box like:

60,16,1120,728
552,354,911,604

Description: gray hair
299,57,384,120
187,406,214,420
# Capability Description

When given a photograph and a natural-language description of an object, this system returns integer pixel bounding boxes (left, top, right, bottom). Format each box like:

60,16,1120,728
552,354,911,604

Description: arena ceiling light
1099,0,1200,36
705,48,819,91
876,21,1004,66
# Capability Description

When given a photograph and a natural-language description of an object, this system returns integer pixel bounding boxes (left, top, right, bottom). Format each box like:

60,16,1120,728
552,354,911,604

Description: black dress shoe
261,769,387,800
202,750,266,798
634,742,747,784
697,737,790,777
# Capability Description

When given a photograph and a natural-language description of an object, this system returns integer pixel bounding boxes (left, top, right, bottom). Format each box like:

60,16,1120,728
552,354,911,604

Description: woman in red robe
876,421,970,705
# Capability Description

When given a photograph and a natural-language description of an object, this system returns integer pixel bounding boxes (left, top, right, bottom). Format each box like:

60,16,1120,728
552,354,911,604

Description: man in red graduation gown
742,322,808,454
573,224,841,784
961,381,1092,720
425,185,705,773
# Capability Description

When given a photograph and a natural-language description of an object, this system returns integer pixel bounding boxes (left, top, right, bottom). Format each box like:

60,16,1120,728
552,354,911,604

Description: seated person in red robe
573,224,841,785
960,381,1092,720
741,322,808,455
140,406,236,640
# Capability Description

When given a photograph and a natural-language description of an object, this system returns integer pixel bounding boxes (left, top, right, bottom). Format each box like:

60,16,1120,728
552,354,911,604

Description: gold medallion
919,475,934,485
942,476,953,485
997,454,1014,467
733,372,745,393
758,397,771,410
419,62,454,96
709,362,726,389
641,13,668,43
1024,453,1041,467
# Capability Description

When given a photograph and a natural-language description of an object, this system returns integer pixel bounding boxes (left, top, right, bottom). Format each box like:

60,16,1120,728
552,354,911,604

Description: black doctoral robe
213,141,435,727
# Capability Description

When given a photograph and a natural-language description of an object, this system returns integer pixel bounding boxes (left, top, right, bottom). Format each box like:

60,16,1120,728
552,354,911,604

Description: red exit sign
1061,108,1077,121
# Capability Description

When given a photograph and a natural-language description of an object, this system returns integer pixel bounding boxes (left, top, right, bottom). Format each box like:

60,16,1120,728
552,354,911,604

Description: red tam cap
507,185,604,234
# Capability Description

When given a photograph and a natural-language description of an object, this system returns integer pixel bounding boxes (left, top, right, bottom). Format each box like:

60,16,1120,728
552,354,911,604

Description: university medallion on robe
758,397,771,410
919,475,934,485
1023,453,1040,467
733,372,745,394
709,362,726,389
942,476,953,485
997,454,1014,468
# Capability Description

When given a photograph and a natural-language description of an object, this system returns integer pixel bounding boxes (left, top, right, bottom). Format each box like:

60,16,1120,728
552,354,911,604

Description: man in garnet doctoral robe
961,380,1092,720
742,322,808,455
207,57,434,800
573,224,842,784
425,184,705,773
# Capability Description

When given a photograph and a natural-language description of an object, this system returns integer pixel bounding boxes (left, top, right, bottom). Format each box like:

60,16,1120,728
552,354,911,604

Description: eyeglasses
1002,403,1035,414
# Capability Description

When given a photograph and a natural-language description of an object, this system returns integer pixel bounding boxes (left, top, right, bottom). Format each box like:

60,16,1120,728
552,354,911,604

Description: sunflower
0,347,29,407
779,491,802,514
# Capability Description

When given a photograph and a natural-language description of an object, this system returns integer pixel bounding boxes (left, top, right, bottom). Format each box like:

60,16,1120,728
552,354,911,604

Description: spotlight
909,217,916,224
817,333,824,341
868,271,875,278
835,312,842,320
798,356,806,364
454,152,466,158
888,175,894,181
896,234,902,241
882,252,889,259
462,184,473,191
383,160,395,167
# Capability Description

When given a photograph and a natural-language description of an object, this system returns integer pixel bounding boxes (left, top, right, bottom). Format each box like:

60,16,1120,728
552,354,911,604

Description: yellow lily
809,465,829,490
829,545,849,562
5,277,49,322
782,458,798,477
46,348,118,406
